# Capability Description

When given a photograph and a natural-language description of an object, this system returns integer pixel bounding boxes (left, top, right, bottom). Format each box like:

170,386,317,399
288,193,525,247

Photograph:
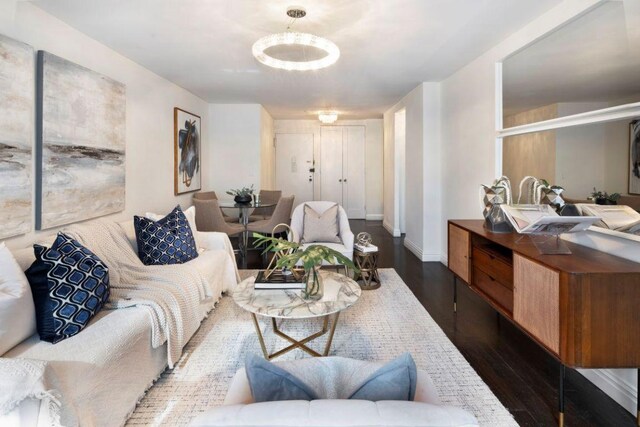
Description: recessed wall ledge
498,101,640,137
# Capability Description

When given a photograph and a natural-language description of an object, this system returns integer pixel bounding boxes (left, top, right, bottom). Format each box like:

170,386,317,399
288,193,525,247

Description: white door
320,127,344,206
344,126,366,218
275,133,314,210
319,126,366,219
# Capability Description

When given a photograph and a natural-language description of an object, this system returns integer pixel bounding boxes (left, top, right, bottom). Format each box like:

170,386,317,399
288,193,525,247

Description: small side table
353,249,381,290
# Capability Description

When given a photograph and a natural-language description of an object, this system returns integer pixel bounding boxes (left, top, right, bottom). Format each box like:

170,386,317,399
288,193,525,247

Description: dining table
218,200,276,268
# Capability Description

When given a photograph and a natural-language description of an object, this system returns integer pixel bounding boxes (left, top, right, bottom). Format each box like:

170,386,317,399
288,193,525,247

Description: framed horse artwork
174,108,202,195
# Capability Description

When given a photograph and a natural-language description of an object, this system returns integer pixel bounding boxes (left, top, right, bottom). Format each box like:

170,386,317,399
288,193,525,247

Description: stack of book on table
254,270,305,290
354,243,378,253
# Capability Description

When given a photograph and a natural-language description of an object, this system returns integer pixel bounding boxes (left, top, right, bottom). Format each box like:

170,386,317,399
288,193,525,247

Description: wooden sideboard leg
558,364,565,427
453,276,457,313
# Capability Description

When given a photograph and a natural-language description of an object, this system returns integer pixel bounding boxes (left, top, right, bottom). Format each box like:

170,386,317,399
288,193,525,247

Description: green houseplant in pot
226,185,254,204
590,188,620,205
253,233,358,300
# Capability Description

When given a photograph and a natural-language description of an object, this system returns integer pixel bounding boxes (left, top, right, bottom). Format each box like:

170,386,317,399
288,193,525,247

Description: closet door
320,127,344,206
343,126,366,219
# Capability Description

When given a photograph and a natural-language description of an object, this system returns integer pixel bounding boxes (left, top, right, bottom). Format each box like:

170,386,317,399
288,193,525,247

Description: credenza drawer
472,246,513,288
472,267,513,314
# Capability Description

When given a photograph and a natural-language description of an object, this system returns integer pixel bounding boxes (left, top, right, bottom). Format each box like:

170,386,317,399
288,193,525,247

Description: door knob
343,179,348,183
339,179,342,182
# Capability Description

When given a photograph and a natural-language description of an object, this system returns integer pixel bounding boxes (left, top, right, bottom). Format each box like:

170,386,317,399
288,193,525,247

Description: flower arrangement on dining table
253,233,358,300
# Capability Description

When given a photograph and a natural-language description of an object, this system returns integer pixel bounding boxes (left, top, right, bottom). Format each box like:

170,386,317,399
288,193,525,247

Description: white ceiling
33,0,561,119
503,0,640,116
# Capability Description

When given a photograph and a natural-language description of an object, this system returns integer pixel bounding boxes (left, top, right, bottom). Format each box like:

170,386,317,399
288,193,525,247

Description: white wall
383,111,397,235
273,119,383,220
394,110,406,233
440,0,638,415
208,104,262,196
363,119,384,220
0,2,210,250
384,86,423,239
383,83,442,261
260,106,275,190
422,83,442,261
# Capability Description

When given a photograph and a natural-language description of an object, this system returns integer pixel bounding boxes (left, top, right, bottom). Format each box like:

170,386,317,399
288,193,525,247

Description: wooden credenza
448,220,640,425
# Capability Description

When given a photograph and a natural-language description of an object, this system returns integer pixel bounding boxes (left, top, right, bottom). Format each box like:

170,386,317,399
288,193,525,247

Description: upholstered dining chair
247,196,295,235
249,190,282,221
193,191,238,222
248,196,294,264
193,198,245,238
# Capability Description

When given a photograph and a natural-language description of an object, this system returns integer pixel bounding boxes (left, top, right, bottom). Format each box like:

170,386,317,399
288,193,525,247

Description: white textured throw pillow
145,205,201,250
302,204,341,243
0,243,37,355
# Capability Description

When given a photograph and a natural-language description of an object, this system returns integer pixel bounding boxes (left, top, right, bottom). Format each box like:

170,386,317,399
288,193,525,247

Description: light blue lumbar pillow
245,353,417,402
245,355,319,402
349,353,418,401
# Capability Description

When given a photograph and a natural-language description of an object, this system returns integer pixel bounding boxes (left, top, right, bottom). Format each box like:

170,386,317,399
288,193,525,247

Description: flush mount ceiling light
252,7,340,71
318,112,338,124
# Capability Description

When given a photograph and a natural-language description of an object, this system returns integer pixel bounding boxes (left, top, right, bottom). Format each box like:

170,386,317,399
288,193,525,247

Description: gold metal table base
251,312,341,360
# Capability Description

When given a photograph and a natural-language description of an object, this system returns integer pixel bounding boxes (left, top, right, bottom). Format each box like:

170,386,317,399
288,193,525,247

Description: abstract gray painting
0,34,34,239
37,51,126,229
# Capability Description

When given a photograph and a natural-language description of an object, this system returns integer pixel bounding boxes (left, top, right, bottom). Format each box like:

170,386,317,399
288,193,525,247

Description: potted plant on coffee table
253,233,357,300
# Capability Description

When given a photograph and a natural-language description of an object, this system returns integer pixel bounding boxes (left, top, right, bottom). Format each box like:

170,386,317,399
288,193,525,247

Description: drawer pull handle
489,275,495,281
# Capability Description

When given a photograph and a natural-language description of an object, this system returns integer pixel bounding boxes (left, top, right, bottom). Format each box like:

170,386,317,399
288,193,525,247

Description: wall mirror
502,0,640,126
499,0,640,243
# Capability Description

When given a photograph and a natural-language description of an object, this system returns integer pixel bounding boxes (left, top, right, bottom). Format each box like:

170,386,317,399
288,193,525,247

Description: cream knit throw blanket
65,220,209,368
0,358,61,424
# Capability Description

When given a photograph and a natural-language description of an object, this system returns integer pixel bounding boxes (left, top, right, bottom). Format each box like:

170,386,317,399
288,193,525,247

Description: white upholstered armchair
290,201,354,261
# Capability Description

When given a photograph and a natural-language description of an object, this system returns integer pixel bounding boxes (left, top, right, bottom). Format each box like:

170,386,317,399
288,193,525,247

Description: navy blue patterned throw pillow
25,233,110,344
134,205,198,265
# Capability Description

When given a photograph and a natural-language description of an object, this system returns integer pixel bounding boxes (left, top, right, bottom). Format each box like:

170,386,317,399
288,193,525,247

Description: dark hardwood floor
240,220,635,426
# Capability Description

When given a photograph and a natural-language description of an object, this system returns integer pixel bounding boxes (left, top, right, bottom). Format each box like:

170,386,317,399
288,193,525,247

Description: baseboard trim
403,238,440,262
578,369,637,415
403,238,422,259
366,214,384,221
440,254,448,266
383,220,401,237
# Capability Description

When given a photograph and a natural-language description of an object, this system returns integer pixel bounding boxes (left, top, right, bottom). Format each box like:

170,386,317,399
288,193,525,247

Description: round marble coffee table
233,271,361,360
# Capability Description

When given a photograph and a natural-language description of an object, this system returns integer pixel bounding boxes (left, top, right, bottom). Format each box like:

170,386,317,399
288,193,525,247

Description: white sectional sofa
0,218,239,427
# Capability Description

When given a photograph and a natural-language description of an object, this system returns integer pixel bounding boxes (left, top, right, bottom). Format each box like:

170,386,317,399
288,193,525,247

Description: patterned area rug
126,269,517,426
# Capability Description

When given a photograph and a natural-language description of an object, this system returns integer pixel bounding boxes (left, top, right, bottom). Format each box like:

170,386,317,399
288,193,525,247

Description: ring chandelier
252,7,340,71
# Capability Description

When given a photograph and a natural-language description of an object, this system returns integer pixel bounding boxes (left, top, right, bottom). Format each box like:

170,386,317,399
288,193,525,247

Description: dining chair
247,195,295,235
193,198,245,237
193,191,238,222
248,195,294,264
249,190,282,221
